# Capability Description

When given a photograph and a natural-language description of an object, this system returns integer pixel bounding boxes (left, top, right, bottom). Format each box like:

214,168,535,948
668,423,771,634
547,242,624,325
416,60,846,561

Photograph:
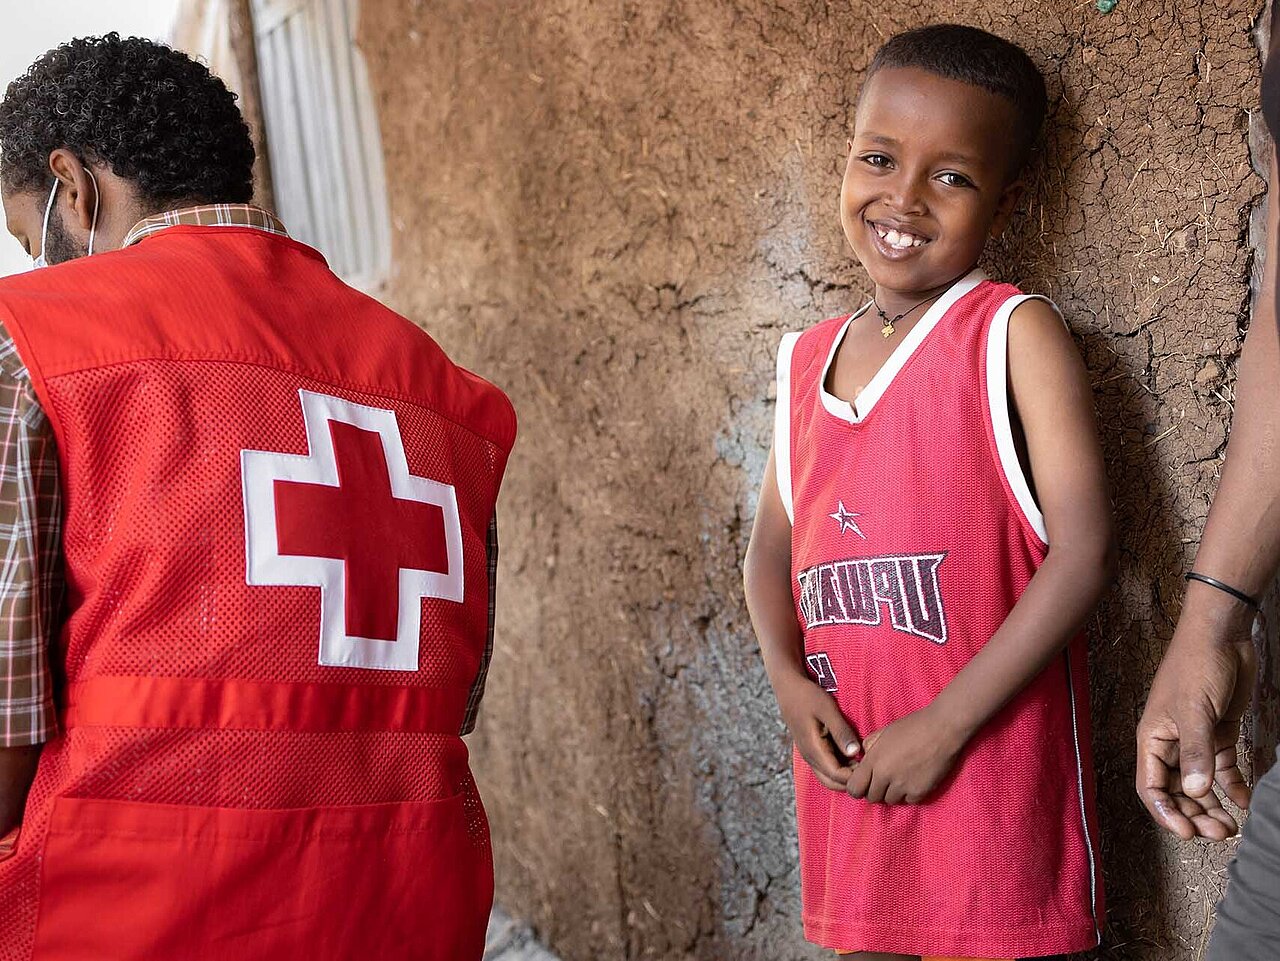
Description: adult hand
846,705,964,805
1136,614,1257,841
776,674,861,792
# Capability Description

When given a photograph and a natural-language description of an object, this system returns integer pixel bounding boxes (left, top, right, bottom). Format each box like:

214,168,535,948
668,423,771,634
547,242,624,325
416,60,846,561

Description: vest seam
41,353,515,453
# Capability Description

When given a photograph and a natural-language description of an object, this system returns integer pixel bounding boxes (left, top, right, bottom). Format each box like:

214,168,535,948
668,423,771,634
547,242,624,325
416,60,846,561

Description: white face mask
30,168,99,269
30,179,57,269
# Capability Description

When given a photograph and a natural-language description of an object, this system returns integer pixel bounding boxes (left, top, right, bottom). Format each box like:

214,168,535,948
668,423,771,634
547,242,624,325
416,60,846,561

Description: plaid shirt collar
121,204,288,249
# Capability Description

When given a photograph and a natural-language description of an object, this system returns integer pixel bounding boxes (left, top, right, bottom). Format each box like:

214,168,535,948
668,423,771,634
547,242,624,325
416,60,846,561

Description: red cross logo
242,390,463,671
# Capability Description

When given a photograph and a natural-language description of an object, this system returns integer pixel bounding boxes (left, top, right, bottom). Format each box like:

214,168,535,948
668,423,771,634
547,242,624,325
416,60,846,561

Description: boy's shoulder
975,276,1063,310
778,311,861,369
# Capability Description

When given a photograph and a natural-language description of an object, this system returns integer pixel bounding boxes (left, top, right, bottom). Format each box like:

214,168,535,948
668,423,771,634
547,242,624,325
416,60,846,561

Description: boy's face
842,66,1023,297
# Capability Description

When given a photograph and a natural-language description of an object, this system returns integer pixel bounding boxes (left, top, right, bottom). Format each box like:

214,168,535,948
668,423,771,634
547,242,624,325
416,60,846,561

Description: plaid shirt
120,204,289,248
0,205,497,744
0,339,62,747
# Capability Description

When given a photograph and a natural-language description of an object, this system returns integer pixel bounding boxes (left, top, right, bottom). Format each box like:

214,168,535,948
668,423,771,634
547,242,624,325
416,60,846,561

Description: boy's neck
872,268,976,318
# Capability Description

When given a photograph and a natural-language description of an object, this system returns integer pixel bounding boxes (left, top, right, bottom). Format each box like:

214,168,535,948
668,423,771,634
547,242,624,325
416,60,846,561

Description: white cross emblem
241,389,464,672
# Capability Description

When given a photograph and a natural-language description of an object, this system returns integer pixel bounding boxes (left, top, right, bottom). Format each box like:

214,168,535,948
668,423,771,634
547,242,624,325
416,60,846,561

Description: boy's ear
991,178,1025,237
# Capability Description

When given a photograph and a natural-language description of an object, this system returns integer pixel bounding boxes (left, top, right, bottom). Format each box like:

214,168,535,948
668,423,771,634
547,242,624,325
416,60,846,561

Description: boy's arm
744,450,861,791
848,299,1115,804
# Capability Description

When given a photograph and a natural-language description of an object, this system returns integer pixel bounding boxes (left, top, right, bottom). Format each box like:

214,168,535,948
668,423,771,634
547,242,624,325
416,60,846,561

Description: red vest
0,226,515,961
779,272,1103,956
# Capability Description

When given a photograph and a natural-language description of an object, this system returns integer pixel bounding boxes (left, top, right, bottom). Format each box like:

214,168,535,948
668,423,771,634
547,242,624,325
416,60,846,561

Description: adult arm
848,298,1116,805
459,513,498,736
1135,155,1280,842
0,748,41,837
744,449,861,792
0,329,64,838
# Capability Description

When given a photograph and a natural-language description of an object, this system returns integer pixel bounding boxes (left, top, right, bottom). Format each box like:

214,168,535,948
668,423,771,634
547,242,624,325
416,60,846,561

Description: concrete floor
484,906,562,961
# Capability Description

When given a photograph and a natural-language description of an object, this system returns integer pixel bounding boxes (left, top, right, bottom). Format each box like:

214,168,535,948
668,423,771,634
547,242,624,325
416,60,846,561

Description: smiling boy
744,25,1114,961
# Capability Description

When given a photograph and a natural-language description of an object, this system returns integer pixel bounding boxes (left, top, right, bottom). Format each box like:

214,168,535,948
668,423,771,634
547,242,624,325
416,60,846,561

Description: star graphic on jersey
829,500,867,539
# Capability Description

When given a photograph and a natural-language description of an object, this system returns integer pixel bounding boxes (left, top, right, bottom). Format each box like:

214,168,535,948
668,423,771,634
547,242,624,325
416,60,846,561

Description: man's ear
46,148,97,232
991,178,1025,238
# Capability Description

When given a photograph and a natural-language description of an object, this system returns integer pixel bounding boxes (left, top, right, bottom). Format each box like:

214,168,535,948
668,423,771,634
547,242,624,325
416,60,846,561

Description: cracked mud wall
358,2,1264,958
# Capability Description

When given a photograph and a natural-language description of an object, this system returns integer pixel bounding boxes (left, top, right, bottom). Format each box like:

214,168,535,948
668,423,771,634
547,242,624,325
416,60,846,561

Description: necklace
872,292,943,338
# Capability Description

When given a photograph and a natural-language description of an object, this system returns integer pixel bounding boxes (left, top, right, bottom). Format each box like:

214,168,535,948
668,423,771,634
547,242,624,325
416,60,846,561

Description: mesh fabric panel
51,361,501,691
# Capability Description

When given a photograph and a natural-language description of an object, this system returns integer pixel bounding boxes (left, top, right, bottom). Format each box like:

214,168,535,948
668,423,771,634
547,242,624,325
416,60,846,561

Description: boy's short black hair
865,24,1047,178
0,33,254,206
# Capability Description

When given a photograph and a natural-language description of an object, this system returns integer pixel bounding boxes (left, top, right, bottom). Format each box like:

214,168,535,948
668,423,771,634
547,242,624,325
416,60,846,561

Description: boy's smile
842,66,1024,314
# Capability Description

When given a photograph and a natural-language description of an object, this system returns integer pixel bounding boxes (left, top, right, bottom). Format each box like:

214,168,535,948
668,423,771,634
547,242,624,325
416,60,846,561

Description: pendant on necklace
881,321,895,338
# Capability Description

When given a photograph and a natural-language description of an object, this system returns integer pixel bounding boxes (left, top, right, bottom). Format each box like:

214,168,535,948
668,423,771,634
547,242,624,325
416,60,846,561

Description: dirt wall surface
358,2,1265,958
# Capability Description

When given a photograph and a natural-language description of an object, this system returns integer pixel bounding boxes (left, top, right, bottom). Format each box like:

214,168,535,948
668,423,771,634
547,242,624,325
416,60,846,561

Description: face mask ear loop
86,168,100,257
35,179,58,267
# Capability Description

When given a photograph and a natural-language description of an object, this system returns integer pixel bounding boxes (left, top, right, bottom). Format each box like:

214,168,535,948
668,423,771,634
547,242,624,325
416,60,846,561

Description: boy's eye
937,171,974,188
861,153,892,168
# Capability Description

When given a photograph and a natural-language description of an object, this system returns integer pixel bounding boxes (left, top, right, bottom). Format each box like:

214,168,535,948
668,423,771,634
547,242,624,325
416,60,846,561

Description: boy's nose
885,174,928,216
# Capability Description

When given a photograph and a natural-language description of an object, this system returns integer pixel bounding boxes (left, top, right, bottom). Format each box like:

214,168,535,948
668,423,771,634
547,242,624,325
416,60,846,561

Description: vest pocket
31,792,493,961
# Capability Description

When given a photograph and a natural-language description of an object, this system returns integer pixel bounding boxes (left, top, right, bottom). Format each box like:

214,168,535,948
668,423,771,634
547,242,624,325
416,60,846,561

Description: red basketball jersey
0,226,514,961
777,270,1103,957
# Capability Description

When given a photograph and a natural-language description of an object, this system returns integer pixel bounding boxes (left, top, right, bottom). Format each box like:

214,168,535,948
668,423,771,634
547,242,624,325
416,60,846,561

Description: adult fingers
1172,792,1238,841
1215,744,1253,811
1136,732,1195,841
1176,782,1238,831
1144,786,1197,841
1173,699,1219,799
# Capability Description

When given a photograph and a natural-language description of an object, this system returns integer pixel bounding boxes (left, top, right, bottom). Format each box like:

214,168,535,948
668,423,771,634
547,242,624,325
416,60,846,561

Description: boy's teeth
873,223,926,249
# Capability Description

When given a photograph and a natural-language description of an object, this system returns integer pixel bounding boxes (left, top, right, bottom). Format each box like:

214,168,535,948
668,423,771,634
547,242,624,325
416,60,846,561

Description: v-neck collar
819,268,987,423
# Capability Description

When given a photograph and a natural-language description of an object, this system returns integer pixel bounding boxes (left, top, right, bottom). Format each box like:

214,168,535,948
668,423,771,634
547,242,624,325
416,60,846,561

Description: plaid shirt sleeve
460,513,498,736
0,326,63,747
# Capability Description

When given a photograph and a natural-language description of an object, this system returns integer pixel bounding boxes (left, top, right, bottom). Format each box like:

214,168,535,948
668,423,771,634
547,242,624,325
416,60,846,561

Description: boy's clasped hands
778,672,965,805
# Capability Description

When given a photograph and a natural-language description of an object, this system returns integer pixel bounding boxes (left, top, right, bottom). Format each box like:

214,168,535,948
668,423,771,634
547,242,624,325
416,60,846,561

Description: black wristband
1184,572,1261,609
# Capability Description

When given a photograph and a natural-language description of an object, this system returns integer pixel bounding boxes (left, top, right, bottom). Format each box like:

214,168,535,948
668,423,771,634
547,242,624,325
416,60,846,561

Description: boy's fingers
846,759,871,799
820,703,861,759
865,770,889,805
799,723,852,788
795,741,838,789
805,761,849,792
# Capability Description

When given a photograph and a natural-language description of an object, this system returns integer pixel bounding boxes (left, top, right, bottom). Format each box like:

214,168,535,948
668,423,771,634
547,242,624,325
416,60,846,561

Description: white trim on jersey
1065,645,1104,944
985,294,1052,545
774,331,802,524
818,268,987,423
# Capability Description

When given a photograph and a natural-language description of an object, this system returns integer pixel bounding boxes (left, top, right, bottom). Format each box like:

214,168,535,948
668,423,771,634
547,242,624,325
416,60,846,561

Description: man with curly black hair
0,35,514,961
1,33,256,263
